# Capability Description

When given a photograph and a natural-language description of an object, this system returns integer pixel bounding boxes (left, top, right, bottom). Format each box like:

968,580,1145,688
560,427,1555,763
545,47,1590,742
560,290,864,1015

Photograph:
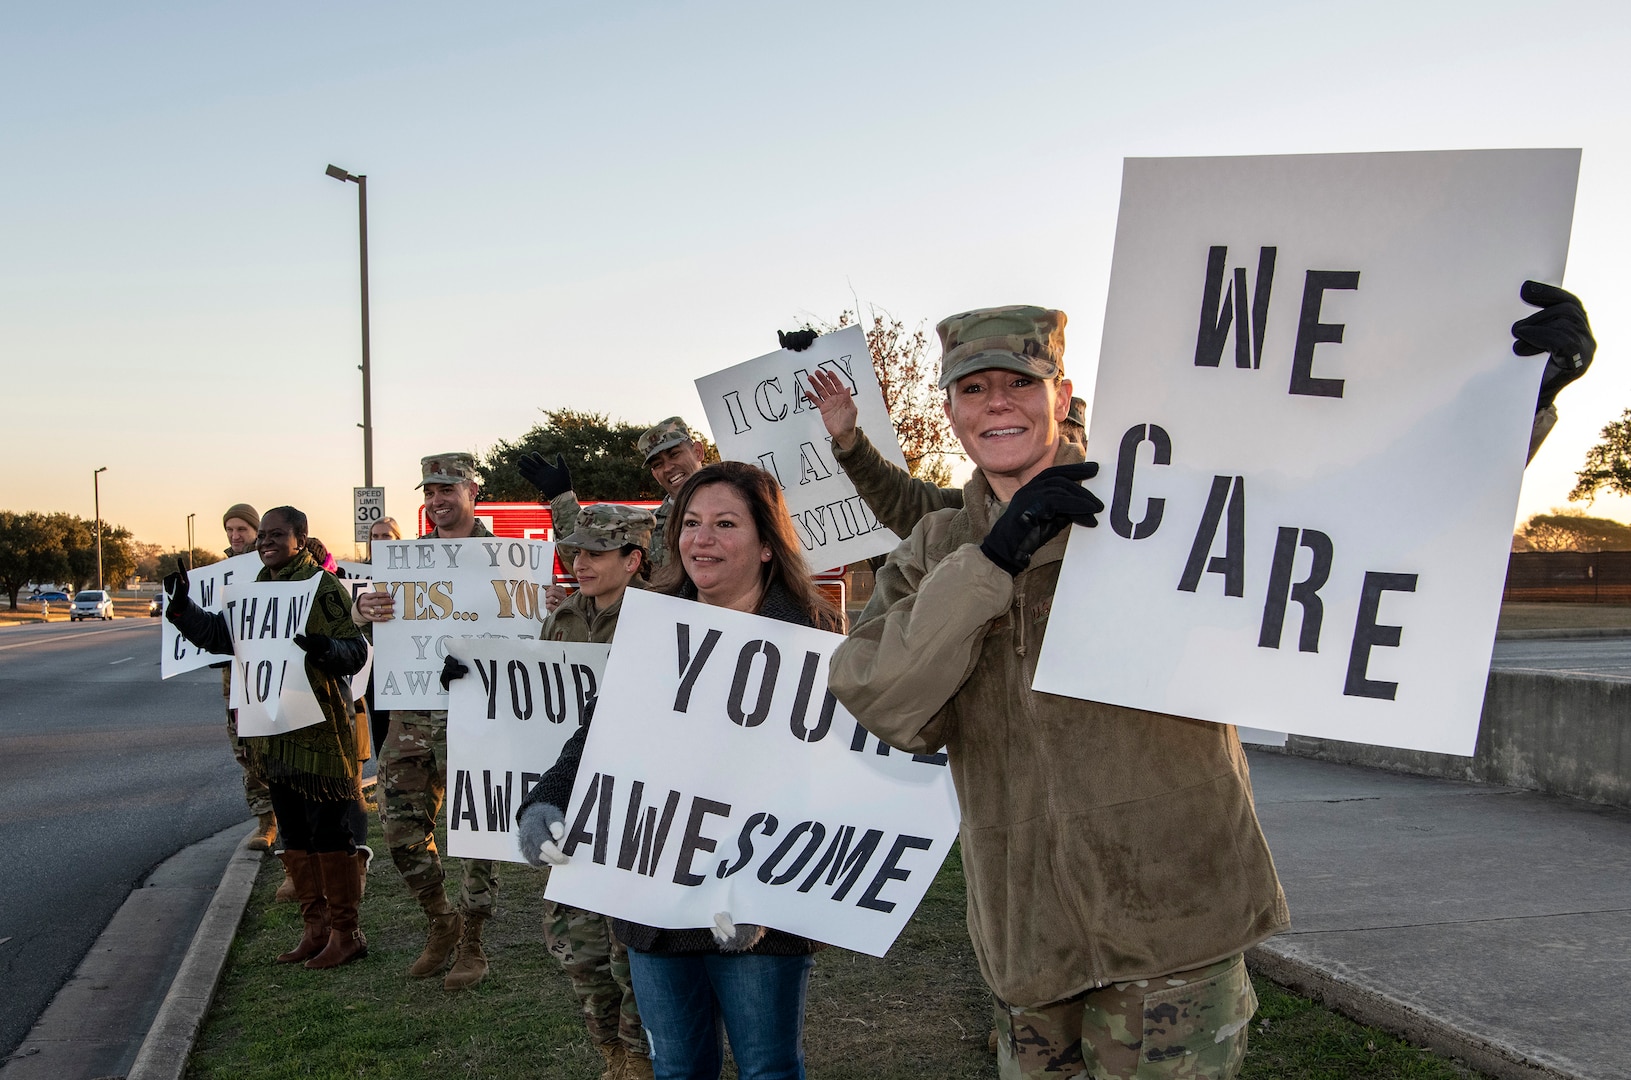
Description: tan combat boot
408,904,463,978
274,866,297,903
246,811,278,851
442,912,489,990
595,1041,626,1080
622,1047,655,1079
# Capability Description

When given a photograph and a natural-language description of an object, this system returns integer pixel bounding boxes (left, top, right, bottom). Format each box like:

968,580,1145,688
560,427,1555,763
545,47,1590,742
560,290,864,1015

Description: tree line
0,511,138,610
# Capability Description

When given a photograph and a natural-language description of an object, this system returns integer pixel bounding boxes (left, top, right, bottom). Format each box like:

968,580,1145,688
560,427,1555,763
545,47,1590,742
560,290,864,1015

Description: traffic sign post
354,487,385,543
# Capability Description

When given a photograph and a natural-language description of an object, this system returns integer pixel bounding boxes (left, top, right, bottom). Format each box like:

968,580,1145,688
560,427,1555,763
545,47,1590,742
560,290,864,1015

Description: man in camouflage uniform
352,453,500,990
1061,395,1087,449
218,503,279,850
521,415,706,572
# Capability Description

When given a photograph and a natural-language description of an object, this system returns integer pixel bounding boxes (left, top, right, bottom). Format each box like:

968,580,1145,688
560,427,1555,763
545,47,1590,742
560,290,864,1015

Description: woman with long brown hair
521,461,841,1079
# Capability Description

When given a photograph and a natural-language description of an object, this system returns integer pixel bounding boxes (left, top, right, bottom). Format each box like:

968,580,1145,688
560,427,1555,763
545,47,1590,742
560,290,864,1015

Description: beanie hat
223,503,261,532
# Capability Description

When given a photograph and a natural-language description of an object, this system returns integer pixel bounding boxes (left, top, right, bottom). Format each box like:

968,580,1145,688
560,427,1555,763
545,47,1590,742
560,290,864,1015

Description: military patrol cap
559,503,656,557
936,305,1066,390
1064,396,1087,430
637,417,700,466
415,452,479,489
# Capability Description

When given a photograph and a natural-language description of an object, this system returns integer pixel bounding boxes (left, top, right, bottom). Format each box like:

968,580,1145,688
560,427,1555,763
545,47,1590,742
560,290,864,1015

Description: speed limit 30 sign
354,487,385,542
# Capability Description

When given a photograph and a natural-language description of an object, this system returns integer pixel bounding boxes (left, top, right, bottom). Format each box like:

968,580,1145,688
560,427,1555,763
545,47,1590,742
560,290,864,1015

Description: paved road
1491,636,1631,678
0,619,247,1061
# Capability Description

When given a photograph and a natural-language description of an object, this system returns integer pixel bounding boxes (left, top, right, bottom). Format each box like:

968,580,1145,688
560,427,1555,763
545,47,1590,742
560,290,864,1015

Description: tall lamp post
325,163,373,490
187,513,195,559
93,466,107,590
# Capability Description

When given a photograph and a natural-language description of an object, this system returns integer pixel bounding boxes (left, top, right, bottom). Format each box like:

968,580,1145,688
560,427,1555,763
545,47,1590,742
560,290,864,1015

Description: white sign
354,487,385,543
1033,149,1580,756
330,574,376,701
335,560,371,579
370,537,556,709
444,638,610,863
543,590,961,957
224,577,329,736
160,552,263,679
696,324,906,569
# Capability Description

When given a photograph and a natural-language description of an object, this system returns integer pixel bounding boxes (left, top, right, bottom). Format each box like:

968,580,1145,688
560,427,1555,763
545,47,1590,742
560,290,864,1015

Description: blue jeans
626,949,814,1080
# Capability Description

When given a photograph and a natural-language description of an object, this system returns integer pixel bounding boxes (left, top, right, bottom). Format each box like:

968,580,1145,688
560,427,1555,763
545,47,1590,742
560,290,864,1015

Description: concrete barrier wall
1273,669,1631,809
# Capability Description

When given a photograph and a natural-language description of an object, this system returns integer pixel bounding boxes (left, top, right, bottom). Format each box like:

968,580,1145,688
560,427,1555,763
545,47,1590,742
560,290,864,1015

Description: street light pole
93,466,107,591
325,164,372,488
187,513,195,558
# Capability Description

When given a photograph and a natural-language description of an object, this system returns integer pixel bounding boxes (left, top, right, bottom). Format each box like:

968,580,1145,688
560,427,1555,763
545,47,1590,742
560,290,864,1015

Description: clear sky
4,1,1628,556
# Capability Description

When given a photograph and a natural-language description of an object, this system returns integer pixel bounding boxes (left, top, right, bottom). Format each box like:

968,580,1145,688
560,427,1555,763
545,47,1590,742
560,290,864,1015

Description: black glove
980,462,1104,575
1513,280,1595,411
162,555,191,608
518,452,573,501
778,329,818,352
293,633,336,666
440,653,469,690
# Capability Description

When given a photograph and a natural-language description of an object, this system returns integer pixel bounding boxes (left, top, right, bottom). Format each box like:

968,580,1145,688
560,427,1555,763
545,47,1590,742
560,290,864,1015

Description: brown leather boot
305,850,368,969
247,812,278,851
442,912,489,990
275,851,328,964
408,907,463,978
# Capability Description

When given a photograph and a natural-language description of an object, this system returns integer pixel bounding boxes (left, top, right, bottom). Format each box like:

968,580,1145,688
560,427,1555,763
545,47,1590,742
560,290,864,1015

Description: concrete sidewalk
1247,752,1631,1080
13,753,1631,1080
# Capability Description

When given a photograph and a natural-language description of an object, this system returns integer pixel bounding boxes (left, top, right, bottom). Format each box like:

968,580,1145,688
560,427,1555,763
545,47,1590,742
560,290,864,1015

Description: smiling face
257,511,303,572
678,481,771,610
224,517,256,554
649,441,706,497
422,480,477,537
944,369,1073,501
571,546,642,603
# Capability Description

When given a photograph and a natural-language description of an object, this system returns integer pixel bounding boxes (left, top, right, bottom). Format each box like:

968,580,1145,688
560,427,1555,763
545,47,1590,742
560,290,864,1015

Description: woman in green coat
165,505,371,970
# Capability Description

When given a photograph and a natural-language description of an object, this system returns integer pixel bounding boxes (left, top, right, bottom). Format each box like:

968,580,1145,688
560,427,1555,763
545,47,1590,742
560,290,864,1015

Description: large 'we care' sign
1035,150,1580,756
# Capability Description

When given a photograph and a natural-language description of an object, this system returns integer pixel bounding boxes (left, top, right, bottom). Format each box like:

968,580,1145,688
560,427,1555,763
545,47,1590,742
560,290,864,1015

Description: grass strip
187,821,1489,1079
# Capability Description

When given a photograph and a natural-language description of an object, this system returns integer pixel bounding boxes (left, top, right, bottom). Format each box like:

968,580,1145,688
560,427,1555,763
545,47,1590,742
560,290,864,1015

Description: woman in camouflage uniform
512,503,658,1080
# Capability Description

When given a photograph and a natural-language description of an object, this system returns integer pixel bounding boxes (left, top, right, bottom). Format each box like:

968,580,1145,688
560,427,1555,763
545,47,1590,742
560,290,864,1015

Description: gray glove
517,802,568,867
710,911,767,953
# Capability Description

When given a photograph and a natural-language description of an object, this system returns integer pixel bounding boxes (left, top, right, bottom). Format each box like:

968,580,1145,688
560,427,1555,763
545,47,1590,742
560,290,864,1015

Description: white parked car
71,590,114,621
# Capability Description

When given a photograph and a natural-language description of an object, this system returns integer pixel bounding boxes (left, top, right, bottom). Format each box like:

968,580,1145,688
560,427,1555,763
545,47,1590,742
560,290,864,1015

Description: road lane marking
0,623,154,652
111,657,133,665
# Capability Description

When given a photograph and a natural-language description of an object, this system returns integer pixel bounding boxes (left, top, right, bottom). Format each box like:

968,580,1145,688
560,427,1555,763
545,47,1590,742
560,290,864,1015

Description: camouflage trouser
380,710,499,919
995,955,1256,1079
224,672,272,817
541,897,647,1054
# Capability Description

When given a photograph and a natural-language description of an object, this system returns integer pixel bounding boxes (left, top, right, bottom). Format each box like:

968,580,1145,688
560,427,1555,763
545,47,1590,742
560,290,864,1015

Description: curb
125,774,377,1080
1496,627,1631,641
124,842,262,1080
1247,943,1582,1080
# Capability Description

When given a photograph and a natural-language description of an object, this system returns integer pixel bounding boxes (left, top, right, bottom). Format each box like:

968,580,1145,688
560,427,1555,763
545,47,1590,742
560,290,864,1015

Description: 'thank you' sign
1033,150,1580,756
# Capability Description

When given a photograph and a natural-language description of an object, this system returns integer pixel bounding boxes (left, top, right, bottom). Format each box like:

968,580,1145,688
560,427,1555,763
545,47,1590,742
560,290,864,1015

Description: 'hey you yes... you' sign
371,537,555,710
1034,149,1580,756
697,324,908,569
543,589,961,957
